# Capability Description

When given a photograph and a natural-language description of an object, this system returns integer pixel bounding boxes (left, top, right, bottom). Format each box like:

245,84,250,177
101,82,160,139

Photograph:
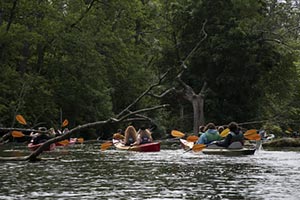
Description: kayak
28,142,56,151
113,139,160,152
180,139,256,156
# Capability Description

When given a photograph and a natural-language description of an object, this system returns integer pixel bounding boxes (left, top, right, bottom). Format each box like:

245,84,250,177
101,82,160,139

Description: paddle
57,139,69,146
220,128,230,137
171,130,185,138
100,141,113,151
77,138,84,143
62,119,69,127
186,135,199,143
243,129,260,140
11,131,25,138
16,114,27,125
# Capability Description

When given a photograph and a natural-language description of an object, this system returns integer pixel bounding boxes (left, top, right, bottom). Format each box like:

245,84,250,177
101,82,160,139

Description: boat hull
180,139,256,156
28,143,56,151
113,139,160,152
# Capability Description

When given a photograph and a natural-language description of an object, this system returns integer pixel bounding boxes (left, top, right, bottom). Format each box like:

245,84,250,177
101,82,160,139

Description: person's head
199,126,205,133
217,126,224,133
228,122,239,133
138,128,151,137
205,123,216,131
125,126,137,138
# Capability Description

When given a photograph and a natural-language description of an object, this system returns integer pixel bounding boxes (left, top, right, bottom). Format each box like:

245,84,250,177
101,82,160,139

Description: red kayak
113,139,160,152
28,143,56,151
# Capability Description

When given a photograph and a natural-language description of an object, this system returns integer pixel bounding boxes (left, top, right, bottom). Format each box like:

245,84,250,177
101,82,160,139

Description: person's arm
216,134,232,147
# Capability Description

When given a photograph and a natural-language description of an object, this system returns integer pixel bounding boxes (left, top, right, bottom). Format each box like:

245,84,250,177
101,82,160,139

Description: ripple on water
1,145,300,199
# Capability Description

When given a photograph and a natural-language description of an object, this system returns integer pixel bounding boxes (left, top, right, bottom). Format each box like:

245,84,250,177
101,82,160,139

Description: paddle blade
171,130,185,138
245,133,261,141
186,135,199,143
192,144,206,152
244,129,257,137
11,131,25,138
77,138,84,143
62,119,69,127
220,128,230,137
100,142,113,151
58,139,69,146
16,115,27,125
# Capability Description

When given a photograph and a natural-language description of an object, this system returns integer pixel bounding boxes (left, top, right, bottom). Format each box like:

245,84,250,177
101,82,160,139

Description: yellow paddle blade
220,128,230,137
186,135,199,143
77,138,84,143
192,144,206,152
16,115,27,125
100,142,113,151
62,119,69,127
171,130,185,138
11,131,25,138
58,140,69,146
244,129,257,137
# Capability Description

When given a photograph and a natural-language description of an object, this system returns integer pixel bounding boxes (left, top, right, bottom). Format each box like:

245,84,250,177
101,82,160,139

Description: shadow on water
1,142,300,200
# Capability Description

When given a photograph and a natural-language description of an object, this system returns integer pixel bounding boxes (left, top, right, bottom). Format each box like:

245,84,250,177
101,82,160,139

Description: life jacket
229,131,244,144
125,136,135,146
140,135,150,144
205,129,222,144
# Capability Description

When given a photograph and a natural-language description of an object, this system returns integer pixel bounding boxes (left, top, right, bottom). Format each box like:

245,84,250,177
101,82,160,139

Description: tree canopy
1,0,300,136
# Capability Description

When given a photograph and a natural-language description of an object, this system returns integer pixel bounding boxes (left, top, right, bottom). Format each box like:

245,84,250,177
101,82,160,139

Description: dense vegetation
1,0,300,138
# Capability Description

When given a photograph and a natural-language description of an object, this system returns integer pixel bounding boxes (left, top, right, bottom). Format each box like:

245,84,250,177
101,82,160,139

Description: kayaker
216,122,244,148
30,127,51,145
124,126,137,146
196,123,222,144
198,126,205,136
133,127,153,145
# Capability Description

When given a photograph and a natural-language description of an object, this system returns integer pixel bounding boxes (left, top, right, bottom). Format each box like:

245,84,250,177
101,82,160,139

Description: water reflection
1,144,300,199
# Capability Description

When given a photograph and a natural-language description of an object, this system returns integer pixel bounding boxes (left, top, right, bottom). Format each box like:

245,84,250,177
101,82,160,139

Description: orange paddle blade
58,139,69,146
100,142,113,151
171,130,185,138
243,129,257,137
186,135,199,142
77,138,84,143
244,133,261,141
192,144,206,152
62,119,69,127
11,131,25,138
16,115,27,125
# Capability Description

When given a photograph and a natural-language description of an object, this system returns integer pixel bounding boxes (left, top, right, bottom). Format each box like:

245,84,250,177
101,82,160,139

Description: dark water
0,143,300,200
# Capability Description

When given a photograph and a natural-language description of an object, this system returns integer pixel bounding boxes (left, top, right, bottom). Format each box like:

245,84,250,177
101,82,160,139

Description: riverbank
262,137,300,150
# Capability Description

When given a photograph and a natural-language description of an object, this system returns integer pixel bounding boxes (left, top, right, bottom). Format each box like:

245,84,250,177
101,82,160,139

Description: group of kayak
106,121,261,155
26,127,82,151
175,121,260,155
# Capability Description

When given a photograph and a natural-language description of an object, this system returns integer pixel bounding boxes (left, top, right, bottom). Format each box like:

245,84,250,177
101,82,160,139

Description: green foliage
1,0,300,138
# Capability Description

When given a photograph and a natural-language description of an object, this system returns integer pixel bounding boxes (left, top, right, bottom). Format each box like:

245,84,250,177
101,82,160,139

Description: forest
1,0,300,140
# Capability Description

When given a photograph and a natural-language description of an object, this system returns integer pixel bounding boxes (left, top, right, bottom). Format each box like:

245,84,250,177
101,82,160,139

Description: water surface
0,143,300,199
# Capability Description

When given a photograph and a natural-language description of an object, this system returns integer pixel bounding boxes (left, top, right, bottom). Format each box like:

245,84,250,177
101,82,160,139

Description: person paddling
196,123,222,145
124,126,137,146
216,122,244,148
133,127,153,145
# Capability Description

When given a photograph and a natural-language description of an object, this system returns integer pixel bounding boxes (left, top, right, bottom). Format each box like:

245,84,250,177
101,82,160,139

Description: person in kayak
196,123,222,145
133,127,153,145
216,122,244,148
124,125,137,146
30,127,51,145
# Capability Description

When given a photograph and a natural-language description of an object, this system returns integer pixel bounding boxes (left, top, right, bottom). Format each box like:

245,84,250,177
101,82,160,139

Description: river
0,142,300,200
